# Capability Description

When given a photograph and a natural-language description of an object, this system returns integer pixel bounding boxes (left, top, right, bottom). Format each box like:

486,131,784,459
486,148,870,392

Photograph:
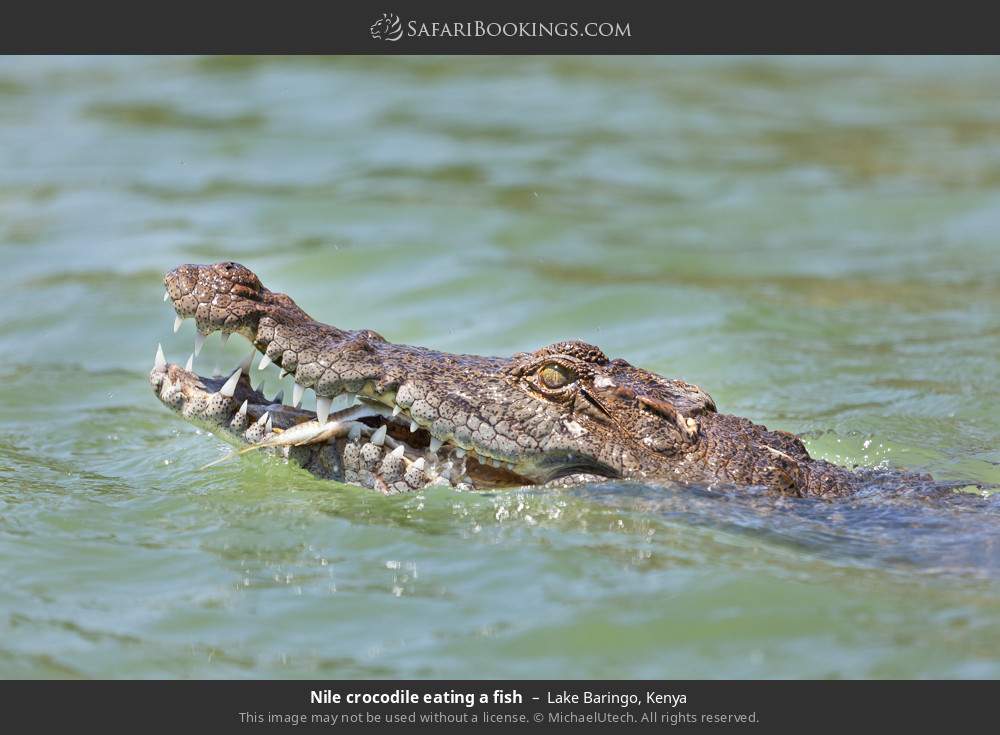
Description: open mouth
151,336,534,492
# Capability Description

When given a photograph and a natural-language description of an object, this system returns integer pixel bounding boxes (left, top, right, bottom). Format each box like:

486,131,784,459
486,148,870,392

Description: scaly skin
151,262,935,499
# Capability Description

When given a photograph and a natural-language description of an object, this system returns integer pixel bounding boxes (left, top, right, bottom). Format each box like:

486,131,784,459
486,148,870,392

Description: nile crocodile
150,261,939,499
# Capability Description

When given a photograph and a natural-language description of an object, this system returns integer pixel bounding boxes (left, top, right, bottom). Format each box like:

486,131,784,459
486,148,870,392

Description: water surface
1,56,999,678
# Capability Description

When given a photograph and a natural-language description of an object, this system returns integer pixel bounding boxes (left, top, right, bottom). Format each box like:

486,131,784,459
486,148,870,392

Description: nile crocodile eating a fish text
150,261,942,500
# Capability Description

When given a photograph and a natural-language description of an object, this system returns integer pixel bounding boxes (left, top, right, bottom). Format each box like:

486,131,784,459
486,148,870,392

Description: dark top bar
2,2,998,54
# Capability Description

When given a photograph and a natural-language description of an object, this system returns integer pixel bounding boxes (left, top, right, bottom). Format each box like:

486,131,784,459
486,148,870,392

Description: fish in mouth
150,261,937,499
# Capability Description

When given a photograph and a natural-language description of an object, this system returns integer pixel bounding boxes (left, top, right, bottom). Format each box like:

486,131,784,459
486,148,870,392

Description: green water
1,56,999,679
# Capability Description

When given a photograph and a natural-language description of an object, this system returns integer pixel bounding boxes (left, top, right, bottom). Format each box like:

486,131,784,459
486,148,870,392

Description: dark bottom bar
2,680,994,732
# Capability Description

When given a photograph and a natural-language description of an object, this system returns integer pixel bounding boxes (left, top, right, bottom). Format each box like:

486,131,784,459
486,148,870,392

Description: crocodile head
152,261,722,492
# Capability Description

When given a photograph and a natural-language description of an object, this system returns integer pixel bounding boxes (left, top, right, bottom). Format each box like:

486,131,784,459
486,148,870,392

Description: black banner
0,1,998,54
2,680,996,732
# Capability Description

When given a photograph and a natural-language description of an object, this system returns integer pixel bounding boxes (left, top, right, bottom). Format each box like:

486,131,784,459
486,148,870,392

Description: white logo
370,12,403,41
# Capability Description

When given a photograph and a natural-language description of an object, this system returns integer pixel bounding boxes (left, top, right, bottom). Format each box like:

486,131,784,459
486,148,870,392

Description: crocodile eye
539,363,576,389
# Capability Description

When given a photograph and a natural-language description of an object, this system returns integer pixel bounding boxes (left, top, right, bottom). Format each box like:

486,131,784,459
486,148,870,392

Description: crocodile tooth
220,332,231,348
219,368,241,397
253,378,264,393
371,424,387,446
173,315,184,333
212,363,222,378
412,457,426,472
392,404,401,417
194,331,207,356
388,445,405,459
292,383,305,407
280,368,289,379
230,401,250,432
429,437,442,453
154,343,166,369
163,290,170,302
347,423,363,441
254,411,268,427
258,353,272,370
238,349,254,375
315,396,331,425
271,389,284,404
184,354,194,372
265,414,273,432
409,420,418,433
